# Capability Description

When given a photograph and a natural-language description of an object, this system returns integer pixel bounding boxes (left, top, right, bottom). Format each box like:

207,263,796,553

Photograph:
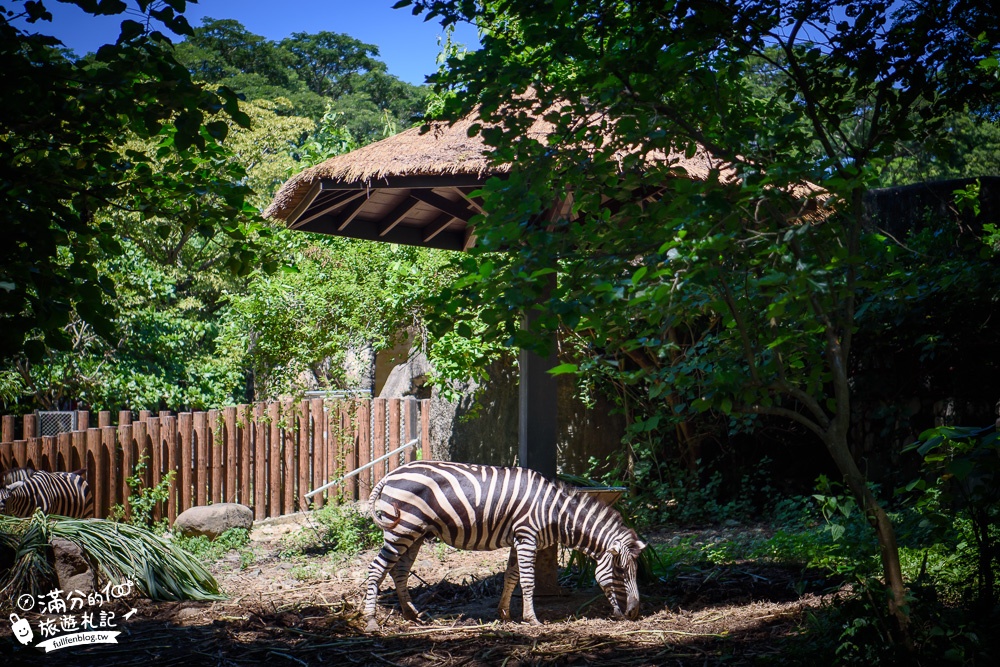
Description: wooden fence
0,398,430,522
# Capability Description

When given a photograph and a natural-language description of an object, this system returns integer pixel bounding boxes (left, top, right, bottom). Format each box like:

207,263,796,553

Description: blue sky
16,0,480,86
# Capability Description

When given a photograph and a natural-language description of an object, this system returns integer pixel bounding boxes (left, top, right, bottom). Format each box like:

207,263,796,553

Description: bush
174,527,254,568
279,503,382,559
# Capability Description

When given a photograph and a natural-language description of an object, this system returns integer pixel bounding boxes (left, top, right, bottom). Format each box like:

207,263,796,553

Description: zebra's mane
552,479,626,532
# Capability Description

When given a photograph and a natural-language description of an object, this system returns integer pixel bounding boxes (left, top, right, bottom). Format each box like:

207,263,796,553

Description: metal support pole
305,437,419,499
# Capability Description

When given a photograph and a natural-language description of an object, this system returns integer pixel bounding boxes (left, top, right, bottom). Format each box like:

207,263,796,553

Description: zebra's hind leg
513,534,542,625
363,541,407,632
390,536,424,622
497,546,520,622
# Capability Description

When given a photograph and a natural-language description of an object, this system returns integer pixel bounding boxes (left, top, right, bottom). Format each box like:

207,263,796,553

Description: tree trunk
824,428,911,645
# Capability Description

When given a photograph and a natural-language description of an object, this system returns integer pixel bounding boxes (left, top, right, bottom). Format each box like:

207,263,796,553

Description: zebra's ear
6,480,25,491
635,539,648,552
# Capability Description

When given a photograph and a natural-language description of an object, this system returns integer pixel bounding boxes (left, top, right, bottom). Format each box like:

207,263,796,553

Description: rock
379,348,625,476
378,346,433,400
172,606,205,626
50,538,95,595
173,503,253,539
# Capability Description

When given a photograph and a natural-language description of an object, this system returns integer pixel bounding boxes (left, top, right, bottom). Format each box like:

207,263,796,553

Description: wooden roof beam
456,187,486,215
411,190,476,223
290,191,365,229
331,194,373,232
377,196,420,237
423,212,458,243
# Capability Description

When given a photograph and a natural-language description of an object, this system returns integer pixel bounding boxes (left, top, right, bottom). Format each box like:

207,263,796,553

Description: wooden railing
0,398,430,522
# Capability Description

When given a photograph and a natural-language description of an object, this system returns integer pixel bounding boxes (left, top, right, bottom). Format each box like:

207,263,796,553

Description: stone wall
377,349,625,476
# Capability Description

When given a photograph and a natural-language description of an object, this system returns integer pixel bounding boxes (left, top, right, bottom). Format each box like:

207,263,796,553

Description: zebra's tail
367,476,401,531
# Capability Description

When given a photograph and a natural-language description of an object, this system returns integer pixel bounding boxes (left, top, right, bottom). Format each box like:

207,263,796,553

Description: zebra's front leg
497,546,520,622
514,534,542,625
390,536,424,622
363,542,405,632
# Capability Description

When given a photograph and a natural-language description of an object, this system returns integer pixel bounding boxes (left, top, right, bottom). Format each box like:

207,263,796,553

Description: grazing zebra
363,460,646,630
0,468,93,518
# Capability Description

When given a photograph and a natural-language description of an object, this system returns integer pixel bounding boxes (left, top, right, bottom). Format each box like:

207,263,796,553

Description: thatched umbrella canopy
265,116,507,251
264,112,730,251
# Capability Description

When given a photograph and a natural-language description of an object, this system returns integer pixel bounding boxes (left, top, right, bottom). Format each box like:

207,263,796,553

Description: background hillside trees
174,18,429,140
1,1,445,412
0,0,261,371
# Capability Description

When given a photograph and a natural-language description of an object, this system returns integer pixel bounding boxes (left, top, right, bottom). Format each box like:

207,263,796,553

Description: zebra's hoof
365,619,379,633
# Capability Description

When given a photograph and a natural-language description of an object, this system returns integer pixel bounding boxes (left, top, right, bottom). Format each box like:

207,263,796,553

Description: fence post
178,413,193,517
41,436,56,472
309,398,325,508
133,420,149,497
297,400,310,511
1,415,14,442
12,440,27,469
268,401,281,518
372,398,387,487
56,432,71,473
342,401,357,502
147,417,161,521
118,423,134,520
283,398,295,514
420,399,431,461
162,415,178,523
101,426,116,518
209,409,222,505
356,399,372,499
253,403,267,520
388,399,401,473
404,398,418,463
98,411,111,428
70,430,86,471
194,411,208,507
238,404,251,507
86,428,100,518
77,410,89,431
23,414,37,440
26,437,42,471
224,406,237,504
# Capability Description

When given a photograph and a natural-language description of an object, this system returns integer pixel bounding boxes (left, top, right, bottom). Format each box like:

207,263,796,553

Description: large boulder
50,537,96,595
173,503,253,539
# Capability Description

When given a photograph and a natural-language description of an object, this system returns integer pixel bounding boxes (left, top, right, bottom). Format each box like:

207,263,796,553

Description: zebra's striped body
364,461,645,629
0,468,93,518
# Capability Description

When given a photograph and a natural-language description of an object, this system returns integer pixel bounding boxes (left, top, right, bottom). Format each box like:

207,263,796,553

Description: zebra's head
0,480,26,513
595,528,647,620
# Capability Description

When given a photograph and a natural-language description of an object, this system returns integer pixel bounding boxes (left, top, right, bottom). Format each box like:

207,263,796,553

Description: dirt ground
2,513,845,666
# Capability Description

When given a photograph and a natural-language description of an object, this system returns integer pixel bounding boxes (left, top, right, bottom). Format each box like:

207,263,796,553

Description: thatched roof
264,109,735,224
264,116,504,222
265,105,821,252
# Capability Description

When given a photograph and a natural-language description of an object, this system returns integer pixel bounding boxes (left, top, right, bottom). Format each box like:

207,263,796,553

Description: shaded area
1,558,840,666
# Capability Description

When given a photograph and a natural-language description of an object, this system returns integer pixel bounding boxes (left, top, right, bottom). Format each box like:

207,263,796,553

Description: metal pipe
304,437,420,499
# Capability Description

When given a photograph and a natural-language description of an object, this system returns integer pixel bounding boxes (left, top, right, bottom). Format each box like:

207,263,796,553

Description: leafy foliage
901,424,1000,610
175,527,254,568
279,503,381,559
219,233,455,397
0,0,262,366
0,512,224,602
